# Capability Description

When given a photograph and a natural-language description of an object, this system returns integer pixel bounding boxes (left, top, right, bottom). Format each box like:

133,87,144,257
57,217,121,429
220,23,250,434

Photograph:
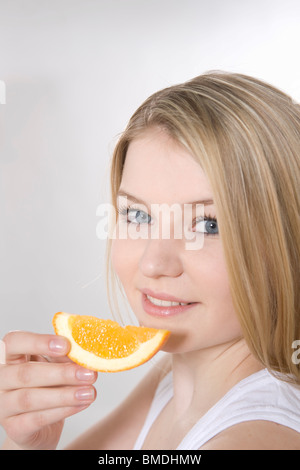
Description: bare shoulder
65,354,171,450
200,421,300,450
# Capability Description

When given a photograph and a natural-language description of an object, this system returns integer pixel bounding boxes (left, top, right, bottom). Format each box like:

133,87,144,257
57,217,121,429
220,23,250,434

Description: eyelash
117,204,219,237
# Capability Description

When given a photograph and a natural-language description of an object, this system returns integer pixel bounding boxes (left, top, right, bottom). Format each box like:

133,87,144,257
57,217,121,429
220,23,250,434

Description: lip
141,288,198,318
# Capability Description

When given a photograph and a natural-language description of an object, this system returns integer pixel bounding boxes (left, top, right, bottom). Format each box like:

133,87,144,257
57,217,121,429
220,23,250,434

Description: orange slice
52,312,170,372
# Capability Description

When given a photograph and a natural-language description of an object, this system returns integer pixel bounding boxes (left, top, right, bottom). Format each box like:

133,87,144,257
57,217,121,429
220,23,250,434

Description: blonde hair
108,71,300,383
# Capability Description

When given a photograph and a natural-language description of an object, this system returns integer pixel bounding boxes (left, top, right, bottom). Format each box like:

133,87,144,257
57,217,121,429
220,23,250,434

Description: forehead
120,128,214,205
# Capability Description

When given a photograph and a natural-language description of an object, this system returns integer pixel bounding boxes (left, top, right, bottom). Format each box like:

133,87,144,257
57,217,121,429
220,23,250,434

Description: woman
1,71,300,450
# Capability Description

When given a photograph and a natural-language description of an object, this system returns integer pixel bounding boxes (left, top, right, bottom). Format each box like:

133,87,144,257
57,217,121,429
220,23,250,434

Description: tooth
147,295,189,307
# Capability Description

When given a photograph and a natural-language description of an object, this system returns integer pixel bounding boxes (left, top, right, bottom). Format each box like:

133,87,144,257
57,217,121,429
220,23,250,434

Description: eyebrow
117,190,214,207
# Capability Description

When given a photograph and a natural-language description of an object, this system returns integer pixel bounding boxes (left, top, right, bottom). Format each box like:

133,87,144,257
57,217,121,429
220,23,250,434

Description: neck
170,338,263,418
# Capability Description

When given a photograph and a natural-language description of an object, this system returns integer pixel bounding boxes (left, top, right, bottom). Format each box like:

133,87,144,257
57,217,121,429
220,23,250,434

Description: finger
0,385,96,420
0,361,97,391
2,331,70,364
4,405,90,447
0,337,29,365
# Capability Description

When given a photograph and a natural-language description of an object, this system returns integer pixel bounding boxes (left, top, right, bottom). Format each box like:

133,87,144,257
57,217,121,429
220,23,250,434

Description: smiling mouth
141,290,197,317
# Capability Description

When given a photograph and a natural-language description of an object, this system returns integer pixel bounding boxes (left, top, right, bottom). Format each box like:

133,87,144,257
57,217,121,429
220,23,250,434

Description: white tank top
133,368,300,450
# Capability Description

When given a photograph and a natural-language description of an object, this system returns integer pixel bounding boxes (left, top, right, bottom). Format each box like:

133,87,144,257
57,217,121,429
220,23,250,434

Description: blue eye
127,209,151,225
194,217,219,235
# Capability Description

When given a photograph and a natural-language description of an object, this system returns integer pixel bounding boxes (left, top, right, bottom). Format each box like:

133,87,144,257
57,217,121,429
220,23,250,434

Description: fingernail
75,387,95,401
49,337,68,353
76,368,96,381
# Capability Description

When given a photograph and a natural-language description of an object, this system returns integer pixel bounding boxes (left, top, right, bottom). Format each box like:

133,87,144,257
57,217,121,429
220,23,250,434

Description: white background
0,0,299,449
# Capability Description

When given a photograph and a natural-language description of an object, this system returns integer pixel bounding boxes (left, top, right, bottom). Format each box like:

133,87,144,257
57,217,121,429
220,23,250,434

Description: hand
0,331,97,450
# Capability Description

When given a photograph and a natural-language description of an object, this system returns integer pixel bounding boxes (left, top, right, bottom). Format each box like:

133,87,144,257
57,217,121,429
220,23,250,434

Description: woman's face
111,127,242,352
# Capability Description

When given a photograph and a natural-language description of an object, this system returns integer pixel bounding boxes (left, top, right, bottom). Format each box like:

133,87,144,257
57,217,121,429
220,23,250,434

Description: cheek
208,264,232,305
111,239,140,287
111,239,127,279
204,263,242,337
111,239,146,321
189,248,239,321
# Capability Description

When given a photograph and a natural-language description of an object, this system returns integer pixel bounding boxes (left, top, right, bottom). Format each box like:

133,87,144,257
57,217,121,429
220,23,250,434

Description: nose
138,237,184,279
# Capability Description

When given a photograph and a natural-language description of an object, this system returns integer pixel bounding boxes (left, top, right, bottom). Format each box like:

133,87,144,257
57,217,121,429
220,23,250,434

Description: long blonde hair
108,71,300,383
